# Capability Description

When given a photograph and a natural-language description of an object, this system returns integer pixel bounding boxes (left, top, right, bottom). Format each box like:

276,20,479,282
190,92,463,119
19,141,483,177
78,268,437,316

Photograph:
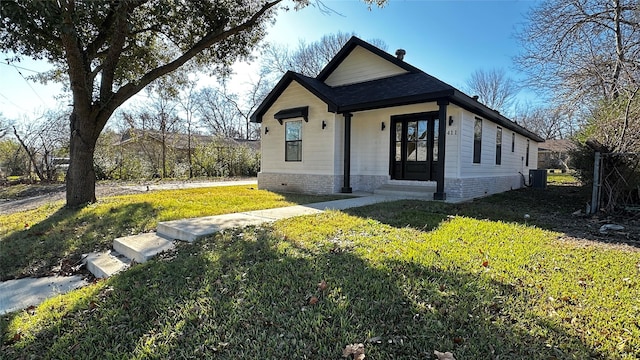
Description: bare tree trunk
611,0,624,99
187,123,193,178
13,126,46,182
66,111,98,206
42,149,52,181
617,87,639,152
161,118,167,178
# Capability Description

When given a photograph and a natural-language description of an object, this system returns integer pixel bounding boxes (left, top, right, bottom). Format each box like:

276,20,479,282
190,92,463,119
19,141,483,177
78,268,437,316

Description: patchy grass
2,183,640,359
0,186,345,280
547,172,580,185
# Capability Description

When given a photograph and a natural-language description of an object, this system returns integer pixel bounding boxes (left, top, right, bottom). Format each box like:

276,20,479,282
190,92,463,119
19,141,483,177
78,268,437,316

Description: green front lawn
0,185,345,280
2,181,640,359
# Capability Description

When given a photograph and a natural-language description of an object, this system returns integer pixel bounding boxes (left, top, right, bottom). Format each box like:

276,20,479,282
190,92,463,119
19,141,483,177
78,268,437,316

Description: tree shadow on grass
273,191,351,205
344,185,588,232
457,184,640,245
0,202,156,281
2,226,596,359
345,200,453,232
346,184,640,248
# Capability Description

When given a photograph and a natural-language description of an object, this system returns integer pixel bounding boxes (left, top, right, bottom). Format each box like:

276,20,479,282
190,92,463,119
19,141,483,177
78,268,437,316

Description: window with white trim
285,120,302,161
496,127,502,165
473,117,482,164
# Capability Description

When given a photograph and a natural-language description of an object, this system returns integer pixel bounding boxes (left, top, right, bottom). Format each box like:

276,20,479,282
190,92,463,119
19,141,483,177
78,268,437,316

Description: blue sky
0,0,536,121
266,0,534,87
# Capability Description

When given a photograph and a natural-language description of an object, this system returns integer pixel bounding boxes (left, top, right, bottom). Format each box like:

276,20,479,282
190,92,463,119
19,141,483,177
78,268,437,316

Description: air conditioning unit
529,169,547,189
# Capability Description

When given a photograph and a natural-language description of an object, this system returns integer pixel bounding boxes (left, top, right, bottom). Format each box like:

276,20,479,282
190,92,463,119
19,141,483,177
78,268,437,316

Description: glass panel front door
391,113,438,181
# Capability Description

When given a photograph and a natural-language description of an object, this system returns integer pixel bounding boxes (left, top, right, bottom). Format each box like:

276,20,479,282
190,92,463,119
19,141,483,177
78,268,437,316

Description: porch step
374,184,436,200
84,251,130,279
113,233,175,264
157,213,273,242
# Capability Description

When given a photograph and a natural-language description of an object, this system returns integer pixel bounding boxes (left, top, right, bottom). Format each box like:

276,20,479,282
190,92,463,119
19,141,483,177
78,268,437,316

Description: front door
391,113,439,181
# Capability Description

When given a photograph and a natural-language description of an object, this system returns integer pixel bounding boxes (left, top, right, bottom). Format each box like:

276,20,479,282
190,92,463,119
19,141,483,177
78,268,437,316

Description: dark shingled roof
331,72,455,111
250,36,544,142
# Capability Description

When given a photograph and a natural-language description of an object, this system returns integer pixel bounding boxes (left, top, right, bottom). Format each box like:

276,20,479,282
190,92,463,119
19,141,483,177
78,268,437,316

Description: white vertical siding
530,142,539,169
333,113,344,175
349,103,443,176
260,81,336,175
444,106,464,178
324,46,409,86
458,108,540,179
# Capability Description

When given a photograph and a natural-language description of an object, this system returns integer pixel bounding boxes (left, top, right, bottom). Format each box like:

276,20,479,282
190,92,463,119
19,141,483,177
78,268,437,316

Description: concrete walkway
158,194,392,241
0,193,401,315
0,276,88,315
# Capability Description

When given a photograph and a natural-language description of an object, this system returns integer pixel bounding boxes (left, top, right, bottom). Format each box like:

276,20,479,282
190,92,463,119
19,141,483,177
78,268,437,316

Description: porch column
434,100,448,200
341,112,353,193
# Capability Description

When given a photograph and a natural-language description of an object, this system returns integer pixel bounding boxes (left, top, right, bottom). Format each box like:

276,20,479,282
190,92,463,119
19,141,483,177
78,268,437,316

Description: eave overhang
333,90,455,114
449,90,545,142
250,71,337,123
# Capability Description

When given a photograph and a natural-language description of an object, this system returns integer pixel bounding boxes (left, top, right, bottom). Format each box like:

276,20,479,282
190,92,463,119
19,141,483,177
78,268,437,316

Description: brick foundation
445,175,522,200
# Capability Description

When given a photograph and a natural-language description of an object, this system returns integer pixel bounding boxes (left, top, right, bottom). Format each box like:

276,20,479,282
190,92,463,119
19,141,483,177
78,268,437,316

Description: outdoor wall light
322,120,327,129
264,126,269,134
448,116,454,126
381,122,386,131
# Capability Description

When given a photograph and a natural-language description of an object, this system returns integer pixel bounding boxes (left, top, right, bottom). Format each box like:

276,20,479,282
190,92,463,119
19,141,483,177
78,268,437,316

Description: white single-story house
250,37,544,200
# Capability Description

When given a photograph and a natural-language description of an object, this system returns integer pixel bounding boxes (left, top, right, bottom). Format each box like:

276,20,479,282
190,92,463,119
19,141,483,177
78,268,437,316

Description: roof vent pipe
395,49,406,60
472,95,479,101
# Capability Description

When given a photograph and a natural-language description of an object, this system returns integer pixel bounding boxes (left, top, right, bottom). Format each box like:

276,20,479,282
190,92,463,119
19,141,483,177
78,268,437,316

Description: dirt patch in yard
465,182,640,250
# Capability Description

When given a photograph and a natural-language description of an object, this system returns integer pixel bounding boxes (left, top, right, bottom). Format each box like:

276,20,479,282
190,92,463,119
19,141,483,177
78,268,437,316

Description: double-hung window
285,120,302,161
496,127,502,165
473,117,482,164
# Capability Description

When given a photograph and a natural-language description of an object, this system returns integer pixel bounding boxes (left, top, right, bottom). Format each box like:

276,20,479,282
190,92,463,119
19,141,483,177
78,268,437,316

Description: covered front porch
339,99,450,200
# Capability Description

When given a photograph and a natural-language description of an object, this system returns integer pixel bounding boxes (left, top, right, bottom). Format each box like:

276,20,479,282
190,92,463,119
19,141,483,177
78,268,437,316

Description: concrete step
374,184,436,199
113,233,175,264
84,251,130,279
386,180,437,188
157,213,271,242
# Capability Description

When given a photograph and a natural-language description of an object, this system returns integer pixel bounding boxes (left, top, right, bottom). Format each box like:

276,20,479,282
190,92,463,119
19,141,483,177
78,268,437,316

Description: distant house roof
538,139,575,153
118,129,259,151
251,36,544,143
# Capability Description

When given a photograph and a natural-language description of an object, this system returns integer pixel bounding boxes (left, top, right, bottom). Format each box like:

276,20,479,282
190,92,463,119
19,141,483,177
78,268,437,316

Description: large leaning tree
0,0,383,207
516,0,639,108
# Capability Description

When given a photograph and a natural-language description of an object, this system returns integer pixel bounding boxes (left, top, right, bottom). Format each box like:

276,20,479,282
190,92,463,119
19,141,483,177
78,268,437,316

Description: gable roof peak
316,36,421,81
